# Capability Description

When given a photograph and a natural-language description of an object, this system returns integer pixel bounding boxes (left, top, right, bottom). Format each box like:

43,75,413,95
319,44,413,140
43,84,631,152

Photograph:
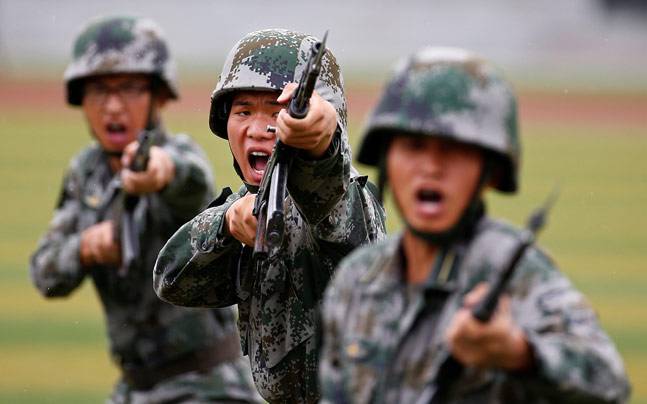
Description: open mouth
417,189,444,205
102,122,130,150
106,122,127,134
414,188,445,217
104,122,129,144
248,151,270,174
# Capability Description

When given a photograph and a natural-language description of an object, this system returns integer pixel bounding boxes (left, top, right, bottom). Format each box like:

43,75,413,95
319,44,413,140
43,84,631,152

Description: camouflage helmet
209,28,347,139
357,47,520,193
64,15,179,106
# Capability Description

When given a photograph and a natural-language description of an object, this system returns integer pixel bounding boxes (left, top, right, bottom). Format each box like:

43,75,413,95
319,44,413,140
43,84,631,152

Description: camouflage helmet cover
64,15,179,106
209,28,347,139
357,47,520,193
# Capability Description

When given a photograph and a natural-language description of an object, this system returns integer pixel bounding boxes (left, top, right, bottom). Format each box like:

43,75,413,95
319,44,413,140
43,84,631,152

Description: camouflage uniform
321,226,630,404
319,48,630,403
154,29,386,403
30,16,261,403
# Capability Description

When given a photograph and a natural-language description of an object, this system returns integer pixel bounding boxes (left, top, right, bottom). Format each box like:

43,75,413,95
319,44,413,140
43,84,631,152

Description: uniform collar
358,231,474,299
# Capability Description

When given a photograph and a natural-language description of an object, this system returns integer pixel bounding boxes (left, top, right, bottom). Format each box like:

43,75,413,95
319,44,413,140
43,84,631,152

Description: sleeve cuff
295,124,341,163
507,327,557,387
63,233,84,276
160,147,190,198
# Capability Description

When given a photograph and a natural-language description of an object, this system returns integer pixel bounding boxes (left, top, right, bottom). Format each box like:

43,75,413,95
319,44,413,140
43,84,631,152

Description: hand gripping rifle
252,31,328,261
96,130,154,276
427,187,559,403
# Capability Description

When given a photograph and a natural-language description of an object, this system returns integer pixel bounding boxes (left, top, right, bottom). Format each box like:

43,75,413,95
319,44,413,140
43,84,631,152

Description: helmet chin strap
376,139,392,204
104,150,124,158
232,158,260,194
143,79,159,132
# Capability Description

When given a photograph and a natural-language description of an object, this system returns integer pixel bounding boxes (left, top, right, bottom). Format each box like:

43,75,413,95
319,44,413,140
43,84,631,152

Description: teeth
251,151,269,157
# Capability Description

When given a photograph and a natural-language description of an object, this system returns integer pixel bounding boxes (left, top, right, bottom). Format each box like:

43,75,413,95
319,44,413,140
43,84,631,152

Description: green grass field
1,86,646,403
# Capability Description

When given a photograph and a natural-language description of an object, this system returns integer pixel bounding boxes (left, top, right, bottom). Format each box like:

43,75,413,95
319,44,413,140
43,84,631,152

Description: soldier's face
227,91,282,185
81,74,157,153
387,135,484,234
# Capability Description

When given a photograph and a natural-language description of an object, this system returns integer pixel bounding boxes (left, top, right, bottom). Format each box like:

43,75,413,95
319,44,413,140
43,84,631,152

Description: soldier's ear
483,154,505,191
150,76,172,108
154,94,170,109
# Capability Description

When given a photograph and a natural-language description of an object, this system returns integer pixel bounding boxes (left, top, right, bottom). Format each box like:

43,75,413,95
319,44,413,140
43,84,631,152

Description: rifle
428,187,559,403
117,130,154,276
97,130,154,276
252,31,328,261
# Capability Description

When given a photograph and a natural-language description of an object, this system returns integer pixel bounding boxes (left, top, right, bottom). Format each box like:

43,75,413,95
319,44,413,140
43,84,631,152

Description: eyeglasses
84,81,150,105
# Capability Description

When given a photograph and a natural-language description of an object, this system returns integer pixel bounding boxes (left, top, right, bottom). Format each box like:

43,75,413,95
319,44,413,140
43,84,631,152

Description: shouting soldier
153,29,386,403
319,47,630,403
30,16,261,403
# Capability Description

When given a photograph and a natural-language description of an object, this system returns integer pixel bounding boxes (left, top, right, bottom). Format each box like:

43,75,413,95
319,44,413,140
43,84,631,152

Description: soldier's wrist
298,124,340,161
501,326,533,371
216,209,237,247
79,231,94,267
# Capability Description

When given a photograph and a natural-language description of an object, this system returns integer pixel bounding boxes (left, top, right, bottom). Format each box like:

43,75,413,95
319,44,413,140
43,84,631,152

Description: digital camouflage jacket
154,131,386,403
320,217,630,404
30,130,259,400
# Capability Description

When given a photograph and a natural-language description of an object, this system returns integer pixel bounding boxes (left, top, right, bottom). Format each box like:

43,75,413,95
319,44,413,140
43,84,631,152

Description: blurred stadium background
1,0,645,402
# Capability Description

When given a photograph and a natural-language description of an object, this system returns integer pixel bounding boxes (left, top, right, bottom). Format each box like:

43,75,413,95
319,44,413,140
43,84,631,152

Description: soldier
30,16,262,403
153,29,386,403
319,47,630,403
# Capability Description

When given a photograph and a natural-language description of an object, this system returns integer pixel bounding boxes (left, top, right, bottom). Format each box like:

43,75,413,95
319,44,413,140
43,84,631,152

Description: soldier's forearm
517,270,630,402
288,130,348,223
160,147,214,217
154,211,239,307
30,233,86,297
